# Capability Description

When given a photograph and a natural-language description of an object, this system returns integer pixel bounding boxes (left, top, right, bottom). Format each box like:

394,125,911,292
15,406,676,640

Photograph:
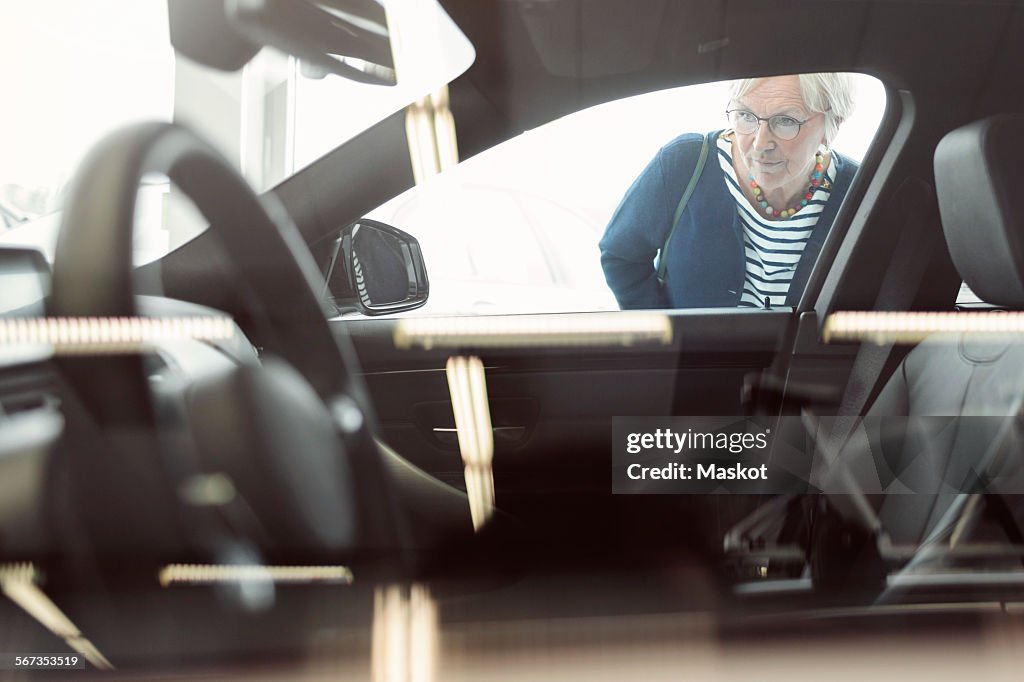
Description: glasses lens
768,116,800,140
729,111,758,134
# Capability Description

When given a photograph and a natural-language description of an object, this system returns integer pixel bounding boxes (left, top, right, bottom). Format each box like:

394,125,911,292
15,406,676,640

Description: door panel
338,308,874,555
339,310,791,495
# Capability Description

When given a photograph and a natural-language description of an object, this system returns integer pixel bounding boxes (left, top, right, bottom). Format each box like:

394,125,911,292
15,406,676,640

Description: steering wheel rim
49,122,355,403
47,122,406,557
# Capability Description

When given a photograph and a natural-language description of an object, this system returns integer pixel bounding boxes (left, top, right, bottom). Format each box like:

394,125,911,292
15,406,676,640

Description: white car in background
373,182,618,315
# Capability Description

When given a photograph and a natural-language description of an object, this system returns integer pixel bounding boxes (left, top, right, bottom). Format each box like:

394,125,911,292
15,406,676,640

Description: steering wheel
46,122,404,561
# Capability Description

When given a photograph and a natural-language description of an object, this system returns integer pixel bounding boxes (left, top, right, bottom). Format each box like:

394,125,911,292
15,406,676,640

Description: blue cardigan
599,131,859,309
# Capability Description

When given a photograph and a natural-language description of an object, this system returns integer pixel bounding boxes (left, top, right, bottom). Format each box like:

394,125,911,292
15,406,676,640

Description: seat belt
829,177,940,447
816,177,941,533
805,177,943,589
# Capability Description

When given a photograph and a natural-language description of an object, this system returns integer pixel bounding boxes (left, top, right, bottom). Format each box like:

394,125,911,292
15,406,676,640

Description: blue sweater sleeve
598,147,675,310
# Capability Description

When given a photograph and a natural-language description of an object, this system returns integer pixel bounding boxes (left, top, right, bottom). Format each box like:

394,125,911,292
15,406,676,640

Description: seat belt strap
818,177,941,538
831,177,939,431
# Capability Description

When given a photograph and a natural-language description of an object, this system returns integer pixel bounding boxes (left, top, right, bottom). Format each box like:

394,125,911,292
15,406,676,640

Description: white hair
727,73,858,146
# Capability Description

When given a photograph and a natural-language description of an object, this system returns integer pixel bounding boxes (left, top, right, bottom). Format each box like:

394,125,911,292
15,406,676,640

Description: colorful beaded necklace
749,151,827,218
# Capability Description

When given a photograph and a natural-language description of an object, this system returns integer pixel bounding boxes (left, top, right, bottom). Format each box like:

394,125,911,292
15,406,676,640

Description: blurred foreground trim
0,316,236,354
824,311,1024,344
395,312,672,350
372,583,438,682
0,562,114,670
446,356,494,531
158,564,355,586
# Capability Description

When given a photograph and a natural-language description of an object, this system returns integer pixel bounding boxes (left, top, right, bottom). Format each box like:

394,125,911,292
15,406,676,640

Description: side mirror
323,219,429,316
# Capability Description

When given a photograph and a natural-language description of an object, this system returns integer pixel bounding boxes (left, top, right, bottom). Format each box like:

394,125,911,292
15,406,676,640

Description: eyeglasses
726,109,813,141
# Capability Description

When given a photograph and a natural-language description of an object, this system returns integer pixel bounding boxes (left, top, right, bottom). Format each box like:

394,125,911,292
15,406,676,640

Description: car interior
3,0,1024,679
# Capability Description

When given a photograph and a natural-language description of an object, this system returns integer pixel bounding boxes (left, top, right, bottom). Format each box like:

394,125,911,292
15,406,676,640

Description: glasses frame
725,109,814,141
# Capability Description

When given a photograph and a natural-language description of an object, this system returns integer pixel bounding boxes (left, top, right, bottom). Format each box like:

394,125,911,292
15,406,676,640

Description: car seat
849,114,1024,548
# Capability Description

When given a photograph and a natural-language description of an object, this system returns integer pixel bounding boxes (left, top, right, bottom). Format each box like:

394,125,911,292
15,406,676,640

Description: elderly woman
599,73,858,309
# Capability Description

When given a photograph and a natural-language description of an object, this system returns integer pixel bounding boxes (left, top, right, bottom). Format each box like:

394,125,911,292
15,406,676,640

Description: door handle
432,426,527,446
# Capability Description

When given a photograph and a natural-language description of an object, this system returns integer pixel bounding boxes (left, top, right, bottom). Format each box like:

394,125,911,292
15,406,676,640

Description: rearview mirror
323,219,429,316
168,0,396,85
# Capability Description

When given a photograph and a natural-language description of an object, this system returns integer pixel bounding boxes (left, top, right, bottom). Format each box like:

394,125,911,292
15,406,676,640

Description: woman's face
730,76,827,193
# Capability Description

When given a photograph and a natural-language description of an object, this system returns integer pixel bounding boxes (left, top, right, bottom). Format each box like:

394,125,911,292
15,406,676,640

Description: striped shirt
717,132,836,308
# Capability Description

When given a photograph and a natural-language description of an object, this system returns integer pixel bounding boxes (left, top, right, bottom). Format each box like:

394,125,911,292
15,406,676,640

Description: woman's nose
753,120,775,150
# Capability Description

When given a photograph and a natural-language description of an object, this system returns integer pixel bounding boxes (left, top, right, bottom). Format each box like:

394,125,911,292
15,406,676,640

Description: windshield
0,0,473,263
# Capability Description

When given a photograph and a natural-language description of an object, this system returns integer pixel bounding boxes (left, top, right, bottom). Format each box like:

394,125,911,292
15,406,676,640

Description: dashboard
0,244,262,554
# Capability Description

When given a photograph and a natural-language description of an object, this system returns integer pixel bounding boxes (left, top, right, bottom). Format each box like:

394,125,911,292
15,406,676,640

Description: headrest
935,114,1024,307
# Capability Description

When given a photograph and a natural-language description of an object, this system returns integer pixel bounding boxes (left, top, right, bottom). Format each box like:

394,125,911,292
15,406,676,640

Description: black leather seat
858,114,1024,546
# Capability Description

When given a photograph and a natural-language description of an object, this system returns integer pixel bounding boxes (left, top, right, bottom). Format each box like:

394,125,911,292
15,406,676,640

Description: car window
366,74,886,316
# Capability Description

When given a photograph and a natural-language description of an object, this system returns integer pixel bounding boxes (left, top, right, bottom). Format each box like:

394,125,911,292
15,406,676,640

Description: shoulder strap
657,133,712,286
818,177,939,534
831,177,938,432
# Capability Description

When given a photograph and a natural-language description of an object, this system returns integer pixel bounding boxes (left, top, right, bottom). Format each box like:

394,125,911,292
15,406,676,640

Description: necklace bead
749,152,825,218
